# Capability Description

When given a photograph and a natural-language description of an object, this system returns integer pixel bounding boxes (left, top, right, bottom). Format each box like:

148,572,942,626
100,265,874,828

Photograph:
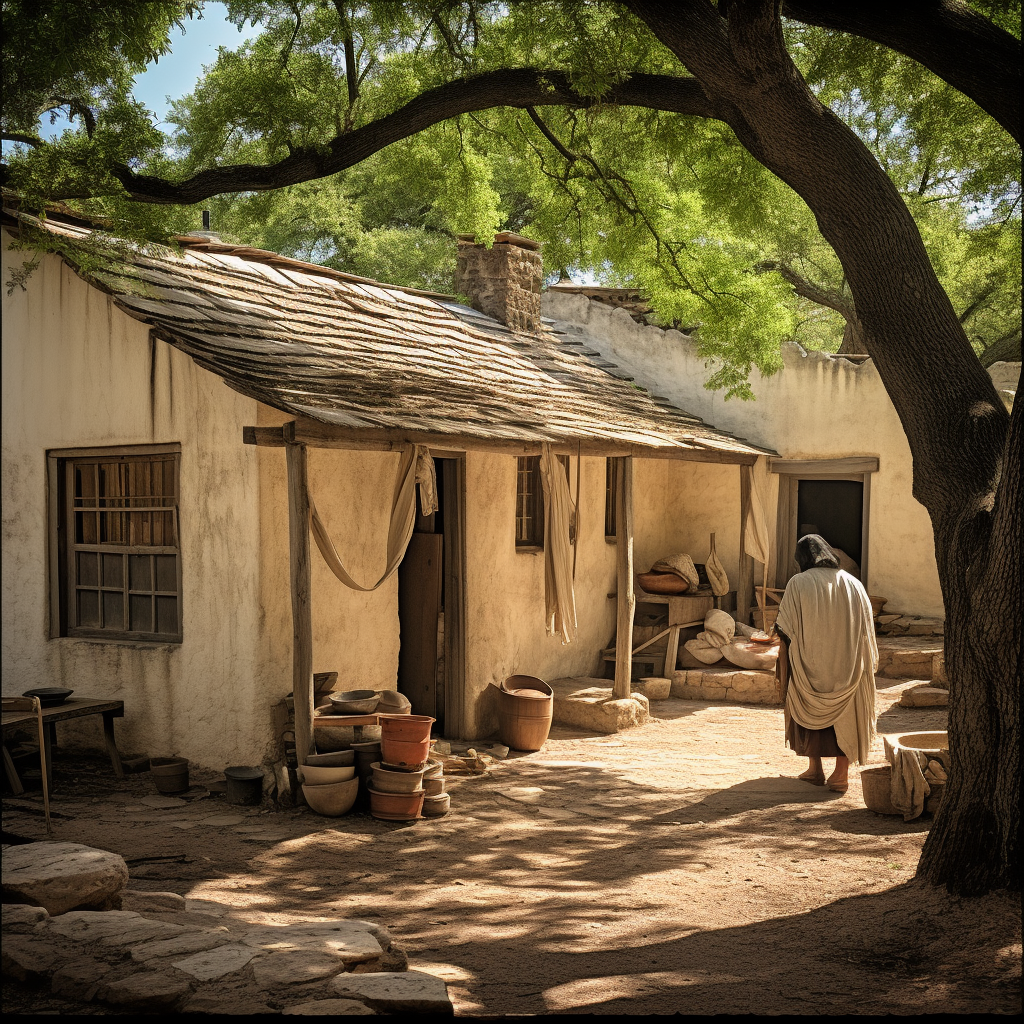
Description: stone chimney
455,232,543,333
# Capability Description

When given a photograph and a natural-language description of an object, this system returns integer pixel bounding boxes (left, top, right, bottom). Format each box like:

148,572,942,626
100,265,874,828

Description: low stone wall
671,667,779,705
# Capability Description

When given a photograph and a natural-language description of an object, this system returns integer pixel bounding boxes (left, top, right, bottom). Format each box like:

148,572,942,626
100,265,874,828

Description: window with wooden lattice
48,445,182,642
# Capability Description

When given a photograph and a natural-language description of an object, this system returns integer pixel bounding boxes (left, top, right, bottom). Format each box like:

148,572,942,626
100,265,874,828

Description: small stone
2,842,129,916
701,685,728,699
198,814,246,826
899,684,949,708
139,795,186,809
241,921,387,963
876,613,901,625
282,999,377,1014
331,971,453,1014
633,676,672,700
2,903,49,933
183,991,277,1015
131,928,231,962
47,909,186,947
1,934,61,982
252,950,349,988
51,959,111,1002
100,971,192,1010
121,891,187,914
171,943,256,981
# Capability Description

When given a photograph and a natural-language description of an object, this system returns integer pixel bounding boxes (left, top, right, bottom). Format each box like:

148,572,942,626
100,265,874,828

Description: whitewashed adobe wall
543,291,953,618
1,237,268,767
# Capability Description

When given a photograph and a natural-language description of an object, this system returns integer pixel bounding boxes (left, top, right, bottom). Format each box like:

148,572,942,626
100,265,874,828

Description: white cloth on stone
776,567,878,764
309,444,438,592
884,736,950,821
540,443,577,644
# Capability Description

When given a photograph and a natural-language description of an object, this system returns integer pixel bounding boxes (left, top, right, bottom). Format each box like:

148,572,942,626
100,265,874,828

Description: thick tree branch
782,1,1021,143
2,132,44,148
104,69,718,204
757,259,853,317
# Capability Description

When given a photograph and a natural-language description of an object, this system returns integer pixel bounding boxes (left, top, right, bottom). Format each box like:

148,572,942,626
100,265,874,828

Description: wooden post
286,441,314,767
614,456,635,699
738,465,754,626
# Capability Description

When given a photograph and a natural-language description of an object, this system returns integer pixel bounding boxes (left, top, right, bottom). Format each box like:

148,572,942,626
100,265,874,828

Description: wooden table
2,697,125,792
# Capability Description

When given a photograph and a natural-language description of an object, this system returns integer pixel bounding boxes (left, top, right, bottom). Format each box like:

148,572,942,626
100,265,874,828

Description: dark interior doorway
796,479,864,573
397,457,461,734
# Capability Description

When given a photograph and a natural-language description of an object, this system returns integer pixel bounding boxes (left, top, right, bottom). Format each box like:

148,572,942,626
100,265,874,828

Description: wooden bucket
498,675,553,752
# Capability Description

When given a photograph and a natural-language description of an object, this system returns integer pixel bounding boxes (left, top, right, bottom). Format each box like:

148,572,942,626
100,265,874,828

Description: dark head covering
795,533,840,572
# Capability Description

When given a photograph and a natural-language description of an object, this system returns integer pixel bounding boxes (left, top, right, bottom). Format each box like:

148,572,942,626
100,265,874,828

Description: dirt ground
3,677,1020,1016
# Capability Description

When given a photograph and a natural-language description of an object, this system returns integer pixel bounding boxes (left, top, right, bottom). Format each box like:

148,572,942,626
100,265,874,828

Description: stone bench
670,667,779,705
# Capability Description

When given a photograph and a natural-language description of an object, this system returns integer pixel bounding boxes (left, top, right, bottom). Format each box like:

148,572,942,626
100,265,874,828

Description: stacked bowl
299,753,358,816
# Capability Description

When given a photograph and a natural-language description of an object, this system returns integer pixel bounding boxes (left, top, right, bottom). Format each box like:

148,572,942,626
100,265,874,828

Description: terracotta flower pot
380,714,434,767
370,762,425,794
302,777,359,817
151,757,189,794
368,787,424,821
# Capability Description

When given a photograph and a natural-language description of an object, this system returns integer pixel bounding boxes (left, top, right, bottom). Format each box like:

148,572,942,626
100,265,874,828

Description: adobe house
545,284,1020,621
2,208,770,770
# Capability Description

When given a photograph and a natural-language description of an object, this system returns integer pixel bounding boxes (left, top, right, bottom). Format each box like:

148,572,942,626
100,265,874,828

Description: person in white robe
776,534,878,793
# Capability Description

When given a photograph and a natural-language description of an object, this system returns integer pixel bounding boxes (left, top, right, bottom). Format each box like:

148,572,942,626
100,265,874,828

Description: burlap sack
684,638,725,664
721,640,779,671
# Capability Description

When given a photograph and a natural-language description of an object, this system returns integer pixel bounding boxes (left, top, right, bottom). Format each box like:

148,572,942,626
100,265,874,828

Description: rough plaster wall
542,292,946,617
633,461,742,585
254,404,401,716
463,454,617,738
2,238,264,769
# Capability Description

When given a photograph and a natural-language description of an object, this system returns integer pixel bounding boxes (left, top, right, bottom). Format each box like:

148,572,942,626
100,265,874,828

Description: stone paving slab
2,842,129,915
47,909,187,946
171,942,257,981
331,970,454,1013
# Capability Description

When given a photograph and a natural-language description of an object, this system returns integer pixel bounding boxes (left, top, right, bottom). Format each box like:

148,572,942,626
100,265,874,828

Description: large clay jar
497,676,553,752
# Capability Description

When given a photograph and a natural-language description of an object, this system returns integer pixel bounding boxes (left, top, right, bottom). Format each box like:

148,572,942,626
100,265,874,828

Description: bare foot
798,768,826,786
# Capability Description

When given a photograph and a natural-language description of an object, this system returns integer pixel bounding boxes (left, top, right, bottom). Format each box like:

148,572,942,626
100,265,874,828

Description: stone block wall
456,238,542,333
671,667,780,705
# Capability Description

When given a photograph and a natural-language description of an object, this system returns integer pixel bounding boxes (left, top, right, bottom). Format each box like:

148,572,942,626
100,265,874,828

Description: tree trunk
837,319,867,356
630,0,1018,893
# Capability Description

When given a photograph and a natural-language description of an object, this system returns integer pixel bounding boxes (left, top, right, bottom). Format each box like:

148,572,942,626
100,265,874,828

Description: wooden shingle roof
3,207,771,462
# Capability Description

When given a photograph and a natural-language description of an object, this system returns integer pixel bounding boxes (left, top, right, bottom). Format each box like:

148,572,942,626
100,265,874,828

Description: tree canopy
2,1,1020,895
2,2,1020,390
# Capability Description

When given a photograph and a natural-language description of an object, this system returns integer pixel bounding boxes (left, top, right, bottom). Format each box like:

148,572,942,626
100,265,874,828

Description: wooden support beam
738,465,754,627
613,456,635,700
243,418,762,465
286,441,314,769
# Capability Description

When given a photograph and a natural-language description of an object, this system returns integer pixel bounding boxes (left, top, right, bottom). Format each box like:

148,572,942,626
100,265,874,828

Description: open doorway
397,456,464,736
797,479,864,576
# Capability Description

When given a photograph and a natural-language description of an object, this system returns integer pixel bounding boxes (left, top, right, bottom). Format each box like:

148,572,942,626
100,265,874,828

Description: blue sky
35,2,249,140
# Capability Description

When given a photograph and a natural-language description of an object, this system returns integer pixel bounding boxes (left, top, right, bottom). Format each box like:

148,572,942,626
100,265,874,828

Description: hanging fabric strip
308,444,438,592
540,442,578,644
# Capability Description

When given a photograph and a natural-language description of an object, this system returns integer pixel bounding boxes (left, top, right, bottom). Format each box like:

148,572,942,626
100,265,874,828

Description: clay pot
328,690,380,714
497,676,553,752
424,776,446,796
302,776,359,816
224,766,264,805
860,765,900,815
305,750,355,768
299,764,356,785
380,715,434,768
370,762,425,794
368,787,424,821
378,690,412,714
151,757,189,794
422,792,450,817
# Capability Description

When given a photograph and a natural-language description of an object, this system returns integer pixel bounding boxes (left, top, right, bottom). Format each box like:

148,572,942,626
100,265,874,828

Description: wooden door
397,532,443,720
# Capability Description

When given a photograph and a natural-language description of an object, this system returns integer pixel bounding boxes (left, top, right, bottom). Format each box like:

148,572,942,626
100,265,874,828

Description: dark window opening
796,479,864,573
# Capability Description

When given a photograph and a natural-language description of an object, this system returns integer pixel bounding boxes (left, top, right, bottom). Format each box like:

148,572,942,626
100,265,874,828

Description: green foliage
3,1,1019,393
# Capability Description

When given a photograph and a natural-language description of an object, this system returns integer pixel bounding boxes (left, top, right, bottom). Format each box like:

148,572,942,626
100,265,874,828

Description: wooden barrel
498,675,553,752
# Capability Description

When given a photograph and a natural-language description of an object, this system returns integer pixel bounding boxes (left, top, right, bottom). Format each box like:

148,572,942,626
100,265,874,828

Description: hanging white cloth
743,455,776,568
539,443,578,644
308,444,438,592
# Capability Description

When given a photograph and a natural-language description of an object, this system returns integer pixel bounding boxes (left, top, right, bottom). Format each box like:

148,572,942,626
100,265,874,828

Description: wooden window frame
605,457,620,541
771,457,876,589
515,454,571,552
47,444,183,643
